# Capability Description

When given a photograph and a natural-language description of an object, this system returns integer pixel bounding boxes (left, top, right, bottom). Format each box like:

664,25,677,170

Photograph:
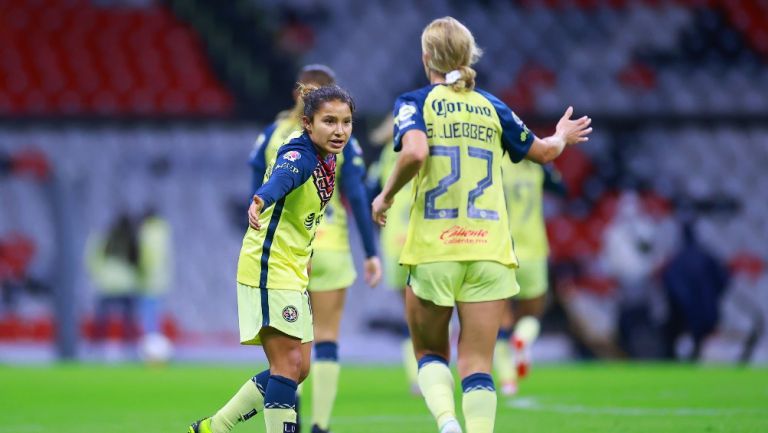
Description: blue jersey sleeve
249,122,278,196
476,89,534,163
340,138,377,258
542,164,567,197
393,86,432,152
255,142,316,209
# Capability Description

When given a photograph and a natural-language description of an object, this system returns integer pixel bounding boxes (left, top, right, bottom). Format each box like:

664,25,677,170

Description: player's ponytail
421,17,483,92
445,65,477,92
287,65,337,121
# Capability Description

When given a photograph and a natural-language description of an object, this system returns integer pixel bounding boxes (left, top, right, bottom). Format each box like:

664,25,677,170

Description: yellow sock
514,316,540,346
401,338,418,388
493,340,515,383
462,390,496,433
417,356,457,428
210,375,265,433
311,361,340,430
264,408,297,433
461,373,496,433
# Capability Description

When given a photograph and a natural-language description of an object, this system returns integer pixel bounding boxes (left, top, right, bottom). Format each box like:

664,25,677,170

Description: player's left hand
371,193,393,226
364,256,382,288
248,195,265,230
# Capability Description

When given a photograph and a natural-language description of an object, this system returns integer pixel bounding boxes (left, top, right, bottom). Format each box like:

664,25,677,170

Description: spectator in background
137,207,174,363
662,218,729,360
601,190,668,358
85,212,140,355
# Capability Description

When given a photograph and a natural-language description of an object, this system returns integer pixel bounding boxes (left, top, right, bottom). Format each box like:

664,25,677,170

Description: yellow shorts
408,261,519,307
383,253,408,290
308,249,356,291
237,282,314,345
515,259,548,300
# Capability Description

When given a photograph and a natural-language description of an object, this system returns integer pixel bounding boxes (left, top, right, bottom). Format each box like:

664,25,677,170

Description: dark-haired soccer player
250,64,381,433
372,17,591,433
189,83,356,433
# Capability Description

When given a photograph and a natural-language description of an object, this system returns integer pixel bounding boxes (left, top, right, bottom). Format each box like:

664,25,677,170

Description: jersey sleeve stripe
259,197,287,293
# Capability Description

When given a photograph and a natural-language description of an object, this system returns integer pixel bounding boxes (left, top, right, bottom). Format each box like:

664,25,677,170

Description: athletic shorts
515,259,548,300
383,253,408,290
237,282,314,345
407,261,519,307
308,250,356,292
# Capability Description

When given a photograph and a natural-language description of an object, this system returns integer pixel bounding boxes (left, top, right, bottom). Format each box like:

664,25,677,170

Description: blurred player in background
372,17,591,433
494,161,566,395
189,84,356,433
136,206,174,364
85,212,140,356
250,65,381,433
368,113,420,394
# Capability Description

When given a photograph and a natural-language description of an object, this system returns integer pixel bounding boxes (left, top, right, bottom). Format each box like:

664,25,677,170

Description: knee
272,347,303,382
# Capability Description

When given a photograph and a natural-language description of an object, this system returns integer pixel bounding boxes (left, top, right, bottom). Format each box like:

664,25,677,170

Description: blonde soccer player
188,83,356,433
250,65,381,433
372,17,591,433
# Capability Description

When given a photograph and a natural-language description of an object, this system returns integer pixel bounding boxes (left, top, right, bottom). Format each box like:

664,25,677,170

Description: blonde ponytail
421,17,483,91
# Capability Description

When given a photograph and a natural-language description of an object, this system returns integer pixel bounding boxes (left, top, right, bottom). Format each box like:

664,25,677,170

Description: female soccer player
250,65,381,433
494,161,566,395
189,83,356,433
368,113,420,394
372,17,592,433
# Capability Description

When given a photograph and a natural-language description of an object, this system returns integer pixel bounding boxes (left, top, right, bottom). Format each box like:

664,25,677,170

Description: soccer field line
506,397,766,417
330,414,433,425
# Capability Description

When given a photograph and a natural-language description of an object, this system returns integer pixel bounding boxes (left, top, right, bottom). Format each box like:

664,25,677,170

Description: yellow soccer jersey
502,159,549,260
238,132,337,291
393,84,534,266
250,119,376,257
378,143,412,259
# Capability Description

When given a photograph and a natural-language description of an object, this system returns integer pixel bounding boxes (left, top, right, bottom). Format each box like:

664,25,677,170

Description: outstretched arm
372,129,428,226
248,145,315,230
525,106,592,164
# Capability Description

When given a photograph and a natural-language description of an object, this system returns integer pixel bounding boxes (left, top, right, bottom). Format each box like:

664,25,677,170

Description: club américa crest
282,305,299,323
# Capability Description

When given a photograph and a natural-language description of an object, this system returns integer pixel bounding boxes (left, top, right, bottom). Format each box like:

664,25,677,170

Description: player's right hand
371,193,392,226
248,195,264,230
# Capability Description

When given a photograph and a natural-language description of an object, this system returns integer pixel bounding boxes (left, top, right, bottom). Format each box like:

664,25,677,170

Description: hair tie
445,70,462,84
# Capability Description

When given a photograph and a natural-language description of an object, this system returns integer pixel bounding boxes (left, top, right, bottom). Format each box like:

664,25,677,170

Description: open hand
556,106,592,146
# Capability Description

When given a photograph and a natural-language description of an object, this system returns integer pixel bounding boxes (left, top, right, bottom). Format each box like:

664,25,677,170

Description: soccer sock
401,338,419,388
311,341,340,430
264,375,298,433
417,355,457,429
493,328,515,383
210,369,269,433
514,316,540,347
461,373,497,433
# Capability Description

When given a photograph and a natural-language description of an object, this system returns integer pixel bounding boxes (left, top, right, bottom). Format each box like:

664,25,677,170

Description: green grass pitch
1,363,766,433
